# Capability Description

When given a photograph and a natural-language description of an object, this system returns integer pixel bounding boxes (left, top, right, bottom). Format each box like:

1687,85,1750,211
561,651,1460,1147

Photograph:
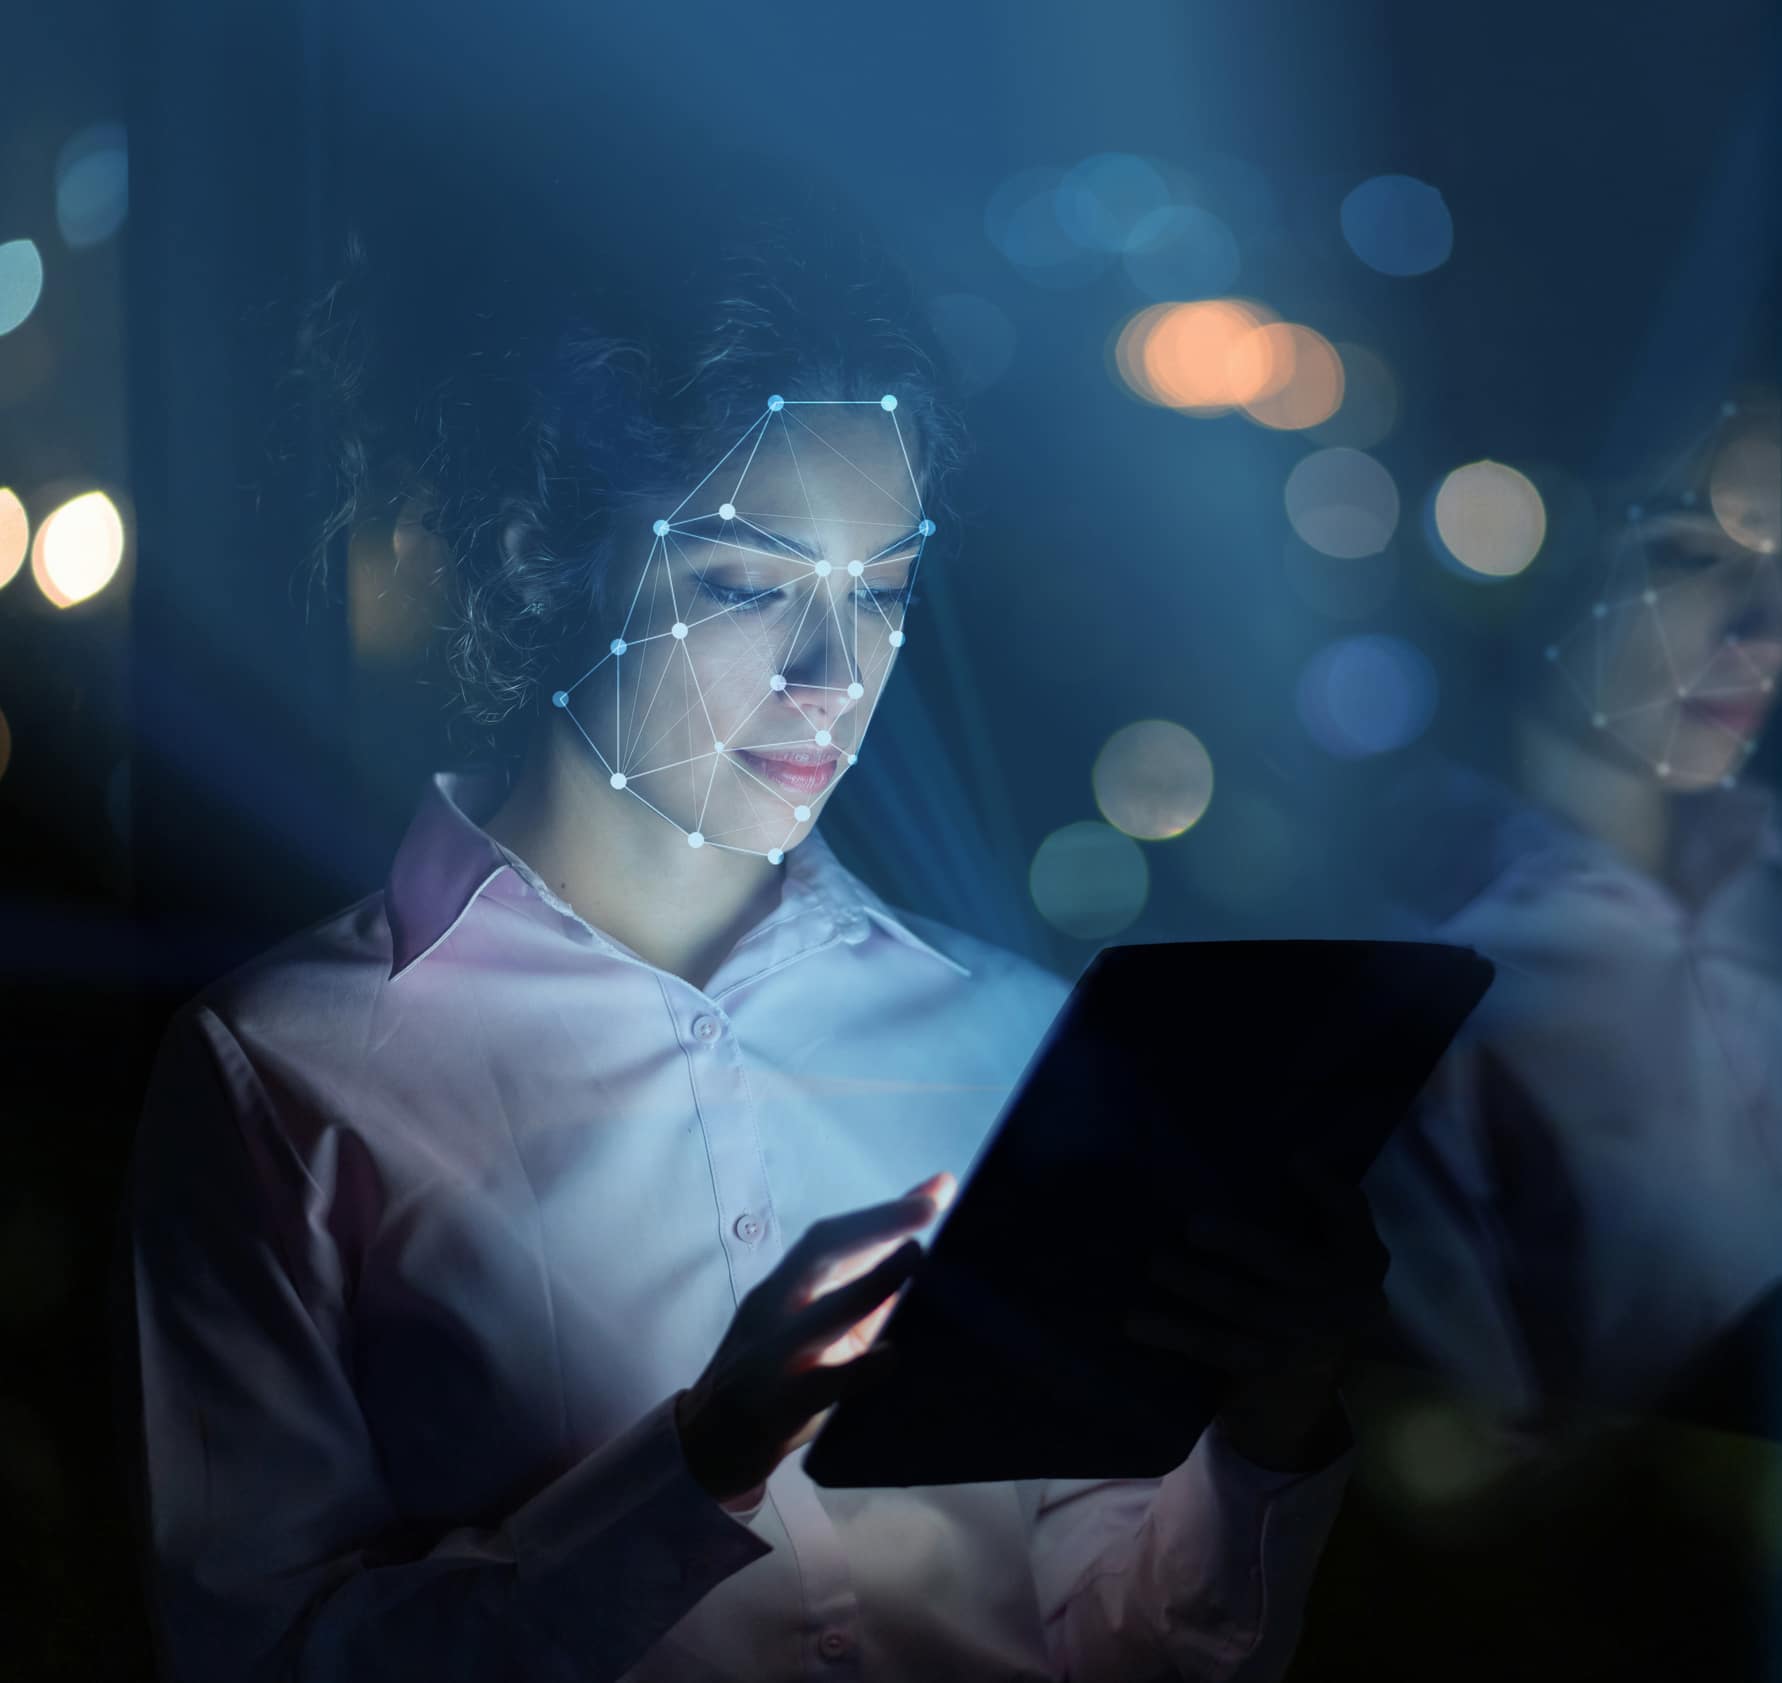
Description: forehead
716,406,923,535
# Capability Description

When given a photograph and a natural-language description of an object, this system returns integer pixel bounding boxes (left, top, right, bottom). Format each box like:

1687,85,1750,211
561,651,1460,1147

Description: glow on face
555,398,933,859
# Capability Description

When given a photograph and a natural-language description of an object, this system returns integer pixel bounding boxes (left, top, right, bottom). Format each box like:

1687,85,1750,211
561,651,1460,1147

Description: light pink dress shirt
122,770,1351,1682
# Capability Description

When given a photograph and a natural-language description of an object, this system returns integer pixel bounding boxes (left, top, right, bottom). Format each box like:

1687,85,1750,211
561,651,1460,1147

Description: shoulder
174,891,397,1072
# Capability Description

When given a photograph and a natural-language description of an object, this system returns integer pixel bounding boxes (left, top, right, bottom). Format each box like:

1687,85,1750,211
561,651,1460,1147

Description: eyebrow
730,519,925,564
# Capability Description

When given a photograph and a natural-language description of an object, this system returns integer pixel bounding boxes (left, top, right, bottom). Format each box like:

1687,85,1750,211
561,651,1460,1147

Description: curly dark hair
292,151,967,767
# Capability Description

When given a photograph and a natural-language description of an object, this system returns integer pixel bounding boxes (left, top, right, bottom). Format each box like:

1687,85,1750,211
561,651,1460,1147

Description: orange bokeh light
1113,303,1176,406
1240,324,1345,430
1144,298,1278,413
0,488,26,588
1116,300,1349,424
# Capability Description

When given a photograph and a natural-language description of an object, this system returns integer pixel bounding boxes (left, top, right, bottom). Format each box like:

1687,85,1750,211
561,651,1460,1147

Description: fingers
782,1237,922,1354
906,1171,958,1214
761,1192,938,1316
783,1341,901,1421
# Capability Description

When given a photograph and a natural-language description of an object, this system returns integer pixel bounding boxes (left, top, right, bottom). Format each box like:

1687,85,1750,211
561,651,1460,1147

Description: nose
776,584,865,732
776,673,860,736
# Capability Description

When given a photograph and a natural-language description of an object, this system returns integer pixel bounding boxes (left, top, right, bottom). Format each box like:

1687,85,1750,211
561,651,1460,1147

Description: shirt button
690,1014,723,1044
733,1212,765,1244
817,1629,850,1661
833,910,869,946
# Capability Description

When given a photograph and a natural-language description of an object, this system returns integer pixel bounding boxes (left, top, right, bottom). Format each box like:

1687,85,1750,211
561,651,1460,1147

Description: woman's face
1561,511,1782,790
558,402,927,859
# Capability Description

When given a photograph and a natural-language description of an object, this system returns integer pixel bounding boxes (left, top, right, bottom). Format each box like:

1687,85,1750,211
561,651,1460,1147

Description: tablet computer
804,937,1494,1488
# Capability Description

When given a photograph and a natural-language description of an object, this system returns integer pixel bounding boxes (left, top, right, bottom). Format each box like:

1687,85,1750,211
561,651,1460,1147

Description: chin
659,795,826,860
1662,729,1749,792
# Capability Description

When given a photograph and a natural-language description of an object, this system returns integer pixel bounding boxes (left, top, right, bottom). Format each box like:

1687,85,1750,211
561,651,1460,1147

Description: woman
1366,390,1782,1425
120,162,1382,1682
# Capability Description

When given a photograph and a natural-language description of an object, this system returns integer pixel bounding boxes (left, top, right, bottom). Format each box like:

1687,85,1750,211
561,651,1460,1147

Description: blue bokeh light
1296,633,1438,757
1339,174,1453,277
1122,204,1241,300
985,167,1107,288
1055,152,1171,253
0,240,45,337
55,122,129,250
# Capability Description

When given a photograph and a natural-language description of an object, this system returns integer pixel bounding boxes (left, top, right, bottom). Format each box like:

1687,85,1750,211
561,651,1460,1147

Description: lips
1683,696,1769,740
732,745,842,796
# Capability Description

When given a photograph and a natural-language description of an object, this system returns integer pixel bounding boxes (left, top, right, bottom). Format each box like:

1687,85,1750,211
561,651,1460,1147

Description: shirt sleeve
1029,1417,1353,1683
118,1003,772,1683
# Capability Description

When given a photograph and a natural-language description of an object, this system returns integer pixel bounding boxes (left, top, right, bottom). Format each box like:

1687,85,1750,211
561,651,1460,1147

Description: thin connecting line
787,404,920,519
667,411,770,522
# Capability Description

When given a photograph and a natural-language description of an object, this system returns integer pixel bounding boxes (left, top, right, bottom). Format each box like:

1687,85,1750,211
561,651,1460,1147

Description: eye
855,583,921,613
695,577,788,613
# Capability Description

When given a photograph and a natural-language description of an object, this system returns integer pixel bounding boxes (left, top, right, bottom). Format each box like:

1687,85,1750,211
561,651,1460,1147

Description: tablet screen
805,938,1494,1487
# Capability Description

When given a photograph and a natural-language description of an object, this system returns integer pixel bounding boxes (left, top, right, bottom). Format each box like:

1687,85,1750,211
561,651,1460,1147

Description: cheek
684,620,783,687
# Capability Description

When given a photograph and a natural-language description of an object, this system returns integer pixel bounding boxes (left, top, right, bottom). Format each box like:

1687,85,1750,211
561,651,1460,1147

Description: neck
484,721,786,991
1511,709,1670,877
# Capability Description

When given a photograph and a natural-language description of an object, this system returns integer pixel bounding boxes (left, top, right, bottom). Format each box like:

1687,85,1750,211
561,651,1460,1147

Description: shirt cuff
719,1480,769,1523
1125,1407,1353,1682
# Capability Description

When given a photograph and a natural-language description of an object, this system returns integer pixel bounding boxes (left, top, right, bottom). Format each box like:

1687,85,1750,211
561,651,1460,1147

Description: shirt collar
385,770,970,981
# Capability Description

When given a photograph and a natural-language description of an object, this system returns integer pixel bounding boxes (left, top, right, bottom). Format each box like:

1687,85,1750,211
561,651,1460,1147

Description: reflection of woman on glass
1368,392,1782,1426
119,172,1383,1682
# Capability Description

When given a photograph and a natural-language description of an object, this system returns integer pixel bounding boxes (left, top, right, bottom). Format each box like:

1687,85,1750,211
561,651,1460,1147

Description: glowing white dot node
847,560,864,577
880,394,898,411
719,502,736,520
672,622,688,639
551,689,569,708
1626,505,1643,522
770,673,787,691
653,519,669,536
687,831,704,848
814,559,833,577
1656,763,1671,777
918,518,935,536
610,772,627,789
611,638,628,655
847,753,858,765
847,682,864,699
1544,646,1559,662
713,739,725,752
768,847,785,863
794,804,811,821
767,395,784,412
814,729,832,746
888,629,906,647
1642,589,1658,605
1592,713,1607,728
1592,602,1608,619
1764,679,1776,692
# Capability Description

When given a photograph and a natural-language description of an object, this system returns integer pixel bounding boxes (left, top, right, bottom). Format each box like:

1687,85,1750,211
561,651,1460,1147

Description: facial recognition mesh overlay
1545,401,1782,791
552,396,934,861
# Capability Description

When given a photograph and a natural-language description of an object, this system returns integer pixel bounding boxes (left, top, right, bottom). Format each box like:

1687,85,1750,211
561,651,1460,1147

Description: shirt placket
671,972,864,1677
